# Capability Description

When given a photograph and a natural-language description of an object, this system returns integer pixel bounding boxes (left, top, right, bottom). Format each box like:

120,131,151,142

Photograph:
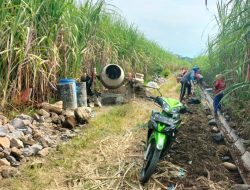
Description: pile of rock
0,101,91,179
207,116,224,143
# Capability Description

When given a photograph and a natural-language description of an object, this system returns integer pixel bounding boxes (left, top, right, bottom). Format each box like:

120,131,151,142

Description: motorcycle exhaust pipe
99,64,125,89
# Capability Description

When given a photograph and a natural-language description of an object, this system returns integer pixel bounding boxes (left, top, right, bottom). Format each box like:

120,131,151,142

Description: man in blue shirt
179,66,199,102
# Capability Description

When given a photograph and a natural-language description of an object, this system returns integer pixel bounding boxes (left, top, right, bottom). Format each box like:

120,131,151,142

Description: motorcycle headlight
163,103,170,112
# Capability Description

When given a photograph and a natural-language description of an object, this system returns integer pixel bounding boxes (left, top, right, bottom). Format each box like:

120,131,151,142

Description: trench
199,85,250,185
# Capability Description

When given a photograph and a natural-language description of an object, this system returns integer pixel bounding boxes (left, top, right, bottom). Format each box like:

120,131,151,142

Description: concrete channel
199,86,250,185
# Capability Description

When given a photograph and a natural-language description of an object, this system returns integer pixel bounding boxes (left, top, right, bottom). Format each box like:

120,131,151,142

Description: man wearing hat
179,66,199,102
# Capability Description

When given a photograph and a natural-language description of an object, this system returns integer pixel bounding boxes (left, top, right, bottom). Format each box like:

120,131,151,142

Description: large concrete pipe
99,64,125,89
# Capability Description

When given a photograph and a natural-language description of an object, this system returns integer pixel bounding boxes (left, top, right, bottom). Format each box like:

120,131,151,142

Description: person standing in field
213,74,226,117
179,66,199,102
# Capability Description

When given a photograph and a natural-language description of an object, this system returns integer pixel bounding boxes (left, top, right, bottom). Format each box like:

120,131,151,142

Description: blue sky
78,0,219,57
107,0,219,58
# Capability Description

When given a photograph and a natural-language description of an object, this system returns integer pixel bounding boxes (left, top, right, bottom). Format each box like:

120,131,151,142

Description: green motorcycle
140,89,189,183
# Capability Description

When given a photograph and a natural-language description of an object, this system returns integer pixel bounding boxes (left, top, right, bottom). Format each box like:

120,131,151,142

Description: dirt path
58,82,241,189
0,78,242,190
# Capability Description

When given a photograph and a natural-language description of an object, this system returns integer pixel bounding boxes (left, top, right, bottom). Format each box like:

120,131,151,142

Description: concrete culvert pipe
100,64,125,89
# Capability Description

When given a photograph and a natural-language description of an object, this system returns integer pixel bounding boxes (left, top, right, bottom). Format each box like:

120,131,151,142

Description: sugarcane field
0,0,249,190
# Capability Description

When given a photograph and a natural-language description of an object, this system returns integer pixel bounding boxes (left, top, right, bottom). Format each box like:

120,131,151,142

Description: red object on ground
20,88,32,103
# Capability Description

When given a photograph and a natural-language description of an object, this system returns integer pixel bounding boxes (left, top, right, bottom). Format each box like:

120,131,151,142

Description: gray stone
0,166,19,178
38,148,50,157
22,147,33,157
10,138,24,148
39,136,54,147
222,162,237,171
0,115,8,125
33,130,43,139
6,155,19,166
37,109,50,118
11,118,32,134
85,107,92,113
211,131,224,142
30,143,43,155
39,138,48,148
11,147,22,160
20,136,36,146
43,123,53,129
9,130,24,139
0,158,10,166
5,124,15,132
241,151,250,171
45,117,52,123
28,123,37,130
10,118,24,129
16,114,33,121
22,120,32,127
230,184,250,190
51,112,60,124
74,107,90,124
208,119,217,126
0,137,10,148
2,149,10,156
32,120,38,125
0,126,8,137
207,115,214,120
53,101,63,109
59,115,65,123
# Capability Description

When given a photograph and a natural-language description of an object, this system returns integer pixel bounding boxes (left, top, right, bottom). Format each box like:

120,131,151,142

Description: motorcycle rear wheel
140,142,162,184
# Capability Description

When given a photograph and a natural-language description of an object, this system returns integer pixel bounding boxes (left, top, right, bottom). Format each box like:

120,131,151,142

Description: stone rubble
0,101,91,178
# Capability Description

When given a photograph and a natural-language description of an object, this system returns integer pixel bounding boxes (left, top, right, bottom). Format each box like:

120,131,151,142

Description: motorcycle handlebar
146,96,193,114
146,96,157,101
146,96,163,107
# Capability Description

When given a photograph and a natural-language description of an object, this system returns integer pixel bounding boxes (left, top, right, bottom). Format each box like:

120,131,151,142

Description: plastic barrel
76,82,87,107
58,79,77,110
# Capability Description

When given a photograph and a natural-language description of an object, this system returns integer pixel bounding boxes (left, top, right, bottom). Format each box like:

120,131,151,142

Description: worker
179,66,199,102
213,74,226,117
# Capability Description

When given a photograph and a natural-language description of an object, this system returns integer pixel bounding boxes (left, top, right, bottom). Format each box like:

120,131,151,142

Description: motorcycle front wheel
140,141,162,184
